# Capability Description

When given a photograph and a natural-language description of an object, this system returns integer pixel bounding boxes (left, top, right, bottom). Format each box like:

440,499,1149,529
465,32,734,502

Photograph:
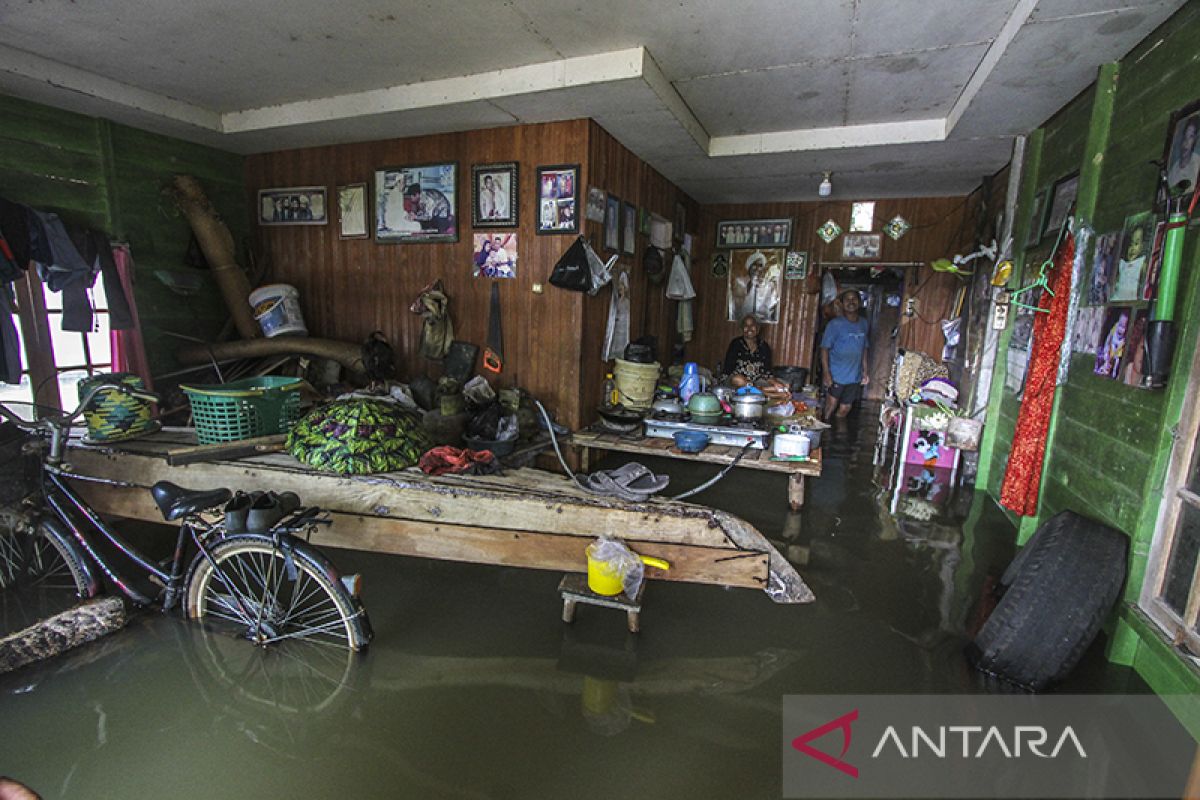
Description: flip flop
580,463,669,501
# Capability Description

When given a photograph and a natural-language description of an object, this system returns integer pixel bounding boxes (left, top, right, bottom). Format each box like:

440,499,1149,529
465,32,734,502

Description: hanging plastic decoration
885,215,911,240
817,219,842,243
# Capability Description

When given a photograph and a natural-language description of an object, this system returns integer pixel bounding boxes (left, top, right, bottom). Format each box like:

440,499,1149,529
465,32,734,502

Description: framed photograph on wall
727,248,784,323
1163,98,1200,200
472,162,518,228
603,194,621,252
336,183,367,239
1043,172,1079,239
842,233,882,260
258,186,328,226
1109,211,1155,302
536,164,579,234
715,218,793,248
622,202,636,255
374,163,457,243
1024,190,1048,248
472,232,517,279
585,186,606,223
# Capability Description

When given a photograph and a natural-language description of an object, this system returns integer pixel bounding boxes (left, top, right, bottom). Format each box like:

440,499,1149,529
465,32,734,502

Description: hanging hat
643,246,666,284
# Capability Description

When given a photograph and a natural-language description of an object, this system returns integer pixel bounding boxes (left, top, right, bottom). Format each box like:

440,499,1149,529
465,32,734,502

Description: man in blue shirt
820,290,870,418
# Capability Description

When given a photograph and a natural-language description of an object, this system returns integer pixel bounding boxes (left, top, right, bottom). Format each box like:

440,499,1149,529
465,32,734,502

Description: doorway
814,267,905,401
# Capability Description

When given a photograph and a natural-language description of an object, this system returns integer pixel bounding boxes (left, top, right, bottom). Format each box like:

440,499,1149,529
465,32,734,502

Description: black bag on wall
549,237,593,292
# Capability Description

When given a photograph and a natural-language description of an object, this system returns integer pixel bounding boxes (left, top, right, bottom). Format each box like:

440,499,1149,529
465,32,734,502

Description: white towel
604,271,631,360
666,252,695,300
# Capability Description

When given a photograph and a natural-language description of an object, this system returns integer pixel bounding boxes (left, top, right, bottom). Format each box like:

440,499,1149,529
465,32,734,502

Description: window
0,272,111,419
1140,341,1200,656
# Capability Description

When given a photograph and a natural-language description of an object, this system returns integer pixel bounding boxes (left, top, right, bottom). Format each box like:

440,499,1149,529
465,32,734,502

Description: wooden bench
572,429,822,510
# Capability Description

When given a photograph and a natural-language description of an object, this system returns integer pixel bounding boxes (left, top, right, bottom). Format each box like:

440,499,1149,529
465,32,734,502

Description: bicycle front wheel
184,535,369,651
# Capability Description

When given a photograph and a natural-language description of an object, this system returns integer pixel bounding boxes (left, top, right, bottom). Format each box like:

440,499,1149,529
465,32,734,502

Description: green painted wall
981,2,1200,695
0,94,246,380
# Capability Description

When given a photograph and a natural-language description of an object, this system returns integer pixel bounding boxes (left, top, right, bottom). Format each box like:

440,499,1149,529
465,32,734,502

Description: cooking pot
652,395,684,415
686,392,722,418
772,432,811,459
731,393,767,422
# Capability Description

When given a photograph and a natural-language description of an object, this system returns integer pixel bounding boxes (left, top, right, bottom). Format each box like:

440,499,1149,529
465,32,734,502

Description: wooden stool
559,574,645,633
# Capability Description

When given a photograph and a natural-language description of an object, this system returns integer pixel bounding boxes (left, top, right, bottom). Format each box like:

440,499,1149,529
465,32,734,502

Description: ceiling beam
221,48,649,133
0,44,220,131
709,119,948,156
945,0,1039,134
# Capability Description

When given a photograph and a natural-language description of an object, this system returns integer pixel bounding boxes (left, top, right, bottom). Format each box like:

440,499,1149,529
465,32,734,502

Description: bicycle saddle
151,481,233,521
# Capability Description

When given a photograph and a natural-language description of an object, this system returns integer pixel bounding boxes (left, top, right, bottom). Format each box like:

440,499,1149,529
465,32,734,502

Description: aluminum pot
731,393,767,422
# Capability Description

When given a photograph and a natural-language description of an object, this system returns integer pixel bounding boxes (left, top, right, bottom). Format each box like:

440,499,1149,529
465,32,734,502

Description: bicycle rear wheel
184,535,369,651
1,519,97,635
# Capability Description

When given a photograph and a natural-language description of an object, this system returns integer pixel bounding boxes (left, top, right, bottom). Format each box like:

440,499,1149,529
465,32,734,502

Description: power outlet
904,298,917,317
991,302,1010,330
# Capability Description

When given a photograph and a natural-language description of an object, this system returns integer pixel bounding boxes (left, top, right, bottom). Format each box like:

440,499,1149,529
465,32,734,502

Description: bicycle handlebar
0,383,160,434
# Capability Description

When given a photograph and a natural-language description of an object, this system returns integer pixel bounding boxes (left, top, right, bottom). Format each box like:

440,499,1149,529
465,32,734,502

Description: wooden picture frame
715,218,793,249
604,193,621,252
1163,98,1200,201
258,186,328,226
471,162,518,228
374,162,458,243
622,201,636,255
336,183,368,239
536,164,579,235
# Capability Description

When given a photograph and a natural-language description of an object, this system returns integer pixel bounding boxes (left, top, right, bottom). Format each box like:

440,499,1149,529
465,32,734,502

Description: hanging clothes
0,284,21,385
410,280,454,360
70,227,134,330
603,270,631,361
1000,233,1076,516
677,299,694,343
109,246,152,389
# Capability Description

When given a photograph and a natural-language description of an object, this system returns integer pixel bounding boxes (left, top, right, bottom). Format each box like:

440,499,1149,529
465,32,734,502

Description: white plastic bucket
248,284,307,337
773,432,811,459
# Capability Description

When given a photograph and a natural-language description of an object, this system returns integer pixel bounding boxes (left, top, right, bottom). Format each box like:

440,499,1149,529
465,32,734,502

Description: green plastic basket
181,377,302,444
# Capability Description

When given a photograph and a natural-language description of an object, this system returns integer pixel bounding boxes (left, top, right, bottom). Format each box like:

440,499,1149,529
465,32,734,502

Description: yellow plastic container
586,543,670,596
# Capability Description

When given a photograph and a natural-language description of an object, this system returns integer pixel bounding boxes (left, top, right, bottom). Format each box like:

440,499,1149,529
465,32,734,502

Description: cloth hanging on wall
108,246,153,389
603,270,631,361
410,280,454,360
0,285,21,385
1000,233,1076,517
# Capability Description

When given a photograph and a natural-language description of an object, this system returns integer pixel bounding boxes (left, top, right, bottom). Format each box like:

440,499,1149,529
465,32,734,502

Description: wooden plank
572,433,821,477
65,442,747,548
73,481,772,592
166,434,287,466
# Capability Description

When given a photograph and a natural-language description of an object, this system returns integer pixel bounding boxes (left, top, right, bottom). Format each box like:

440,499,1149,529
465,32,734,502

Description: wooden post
788,473,805,510
0,597,127,674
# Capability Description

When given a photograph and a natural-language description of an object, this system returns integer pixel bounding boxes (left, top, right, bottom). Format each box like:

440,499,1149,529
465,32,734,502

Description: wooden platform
572,430,822,510
62,429,813,603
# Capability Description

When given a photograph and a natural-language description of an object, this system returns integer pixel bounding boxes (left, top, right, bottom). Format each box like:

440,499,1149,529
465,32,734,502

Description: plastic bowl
673,430,710,453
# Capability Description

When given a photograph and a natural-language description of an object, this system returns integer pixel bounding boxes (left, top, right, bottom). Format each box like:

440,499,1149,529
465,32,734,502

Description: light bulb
818,172,833,197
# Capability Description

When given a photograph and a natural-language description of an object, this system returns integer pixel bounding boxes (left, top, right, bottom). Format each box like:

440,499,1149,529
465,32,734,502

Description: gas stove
644,416,771,449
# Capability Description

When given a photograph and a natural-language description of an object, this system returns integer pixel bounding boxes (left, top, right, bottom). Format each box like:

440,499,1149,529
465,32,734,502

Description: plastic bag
462,375,496,408
586,536,646,597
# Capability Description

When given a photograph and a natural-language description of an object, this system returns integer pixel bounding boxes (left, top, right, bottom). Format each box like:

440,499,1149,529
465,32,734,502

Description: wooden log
169,175,260,340
0,597,127,674
176,337,366,380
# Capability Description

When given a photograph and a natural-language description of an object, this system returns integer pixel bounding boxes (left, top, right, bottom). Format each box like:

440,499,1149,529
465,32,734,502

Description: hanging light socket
818,172,833,197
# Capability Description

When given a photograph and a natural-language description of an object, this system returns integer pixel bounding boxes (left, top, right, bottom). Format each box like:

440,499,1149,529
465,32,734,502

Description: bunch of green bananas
287,398,432,474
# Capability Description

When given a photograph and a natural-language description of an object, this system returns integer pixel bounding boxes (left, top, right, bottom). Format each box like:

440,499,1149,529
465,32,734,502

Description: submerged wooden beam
0,597,127,675
65,432,814,603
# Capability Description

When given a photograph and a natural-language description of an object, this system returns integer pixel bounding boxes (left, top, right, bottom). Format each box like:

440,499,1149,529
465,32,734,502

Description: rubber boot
246,492,283,533
223,491,251,535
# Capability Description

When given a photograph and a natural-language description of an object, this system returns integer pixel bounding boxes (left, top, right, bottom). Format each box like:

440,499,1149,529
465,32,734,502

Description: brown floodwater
0,412,1152,798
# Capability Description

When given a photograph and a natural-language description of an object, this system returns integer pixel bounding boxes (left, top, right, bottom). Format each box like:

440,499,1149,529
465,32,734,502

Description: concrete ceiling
0,0,1186,203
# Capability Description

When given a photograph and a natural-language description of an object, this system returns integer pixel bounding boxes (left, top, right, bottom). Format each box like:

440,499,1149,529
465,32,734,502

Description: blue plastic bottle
678,362,702,405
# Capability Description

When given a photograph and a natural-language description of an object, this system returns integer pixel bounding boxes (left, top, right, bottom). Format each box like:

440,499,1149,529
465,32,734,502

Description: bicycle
0,384,371,651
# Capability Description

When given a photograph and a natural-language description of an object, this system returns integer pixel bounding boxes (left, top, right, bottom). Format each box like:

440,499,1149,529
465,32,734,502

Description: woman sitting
723,314,773,387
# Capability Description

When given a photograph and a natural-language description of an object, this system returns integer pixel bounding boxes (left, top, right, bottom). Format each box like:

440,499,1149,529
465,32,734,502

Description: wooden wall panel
245,121,590,428
580,122,701,418
685,196,979,375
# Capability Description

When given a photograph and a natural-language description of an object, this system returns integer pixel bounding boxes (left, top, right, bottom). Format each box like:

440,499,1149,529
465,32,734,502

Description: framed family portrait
622,202,636,255
374,162,457,243
336,183,368,239
1164,99,1200,199
1043,172,1079,239
715,218,792,248
604,193,620,252
258,186,327,226
536,164,579,234
472,232,517,279
842,233,882,260
471,162,518,228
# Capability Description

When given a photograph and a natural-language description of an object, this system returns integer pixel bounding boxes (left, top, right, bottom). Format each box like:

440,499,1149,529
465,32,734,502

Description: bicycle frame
42,467,198,608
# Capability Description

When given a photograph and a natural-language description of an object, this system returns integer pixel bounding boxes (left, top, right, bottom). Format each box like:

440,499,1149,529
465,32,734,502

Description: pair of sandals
224,490,302,534
578,462,669,502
